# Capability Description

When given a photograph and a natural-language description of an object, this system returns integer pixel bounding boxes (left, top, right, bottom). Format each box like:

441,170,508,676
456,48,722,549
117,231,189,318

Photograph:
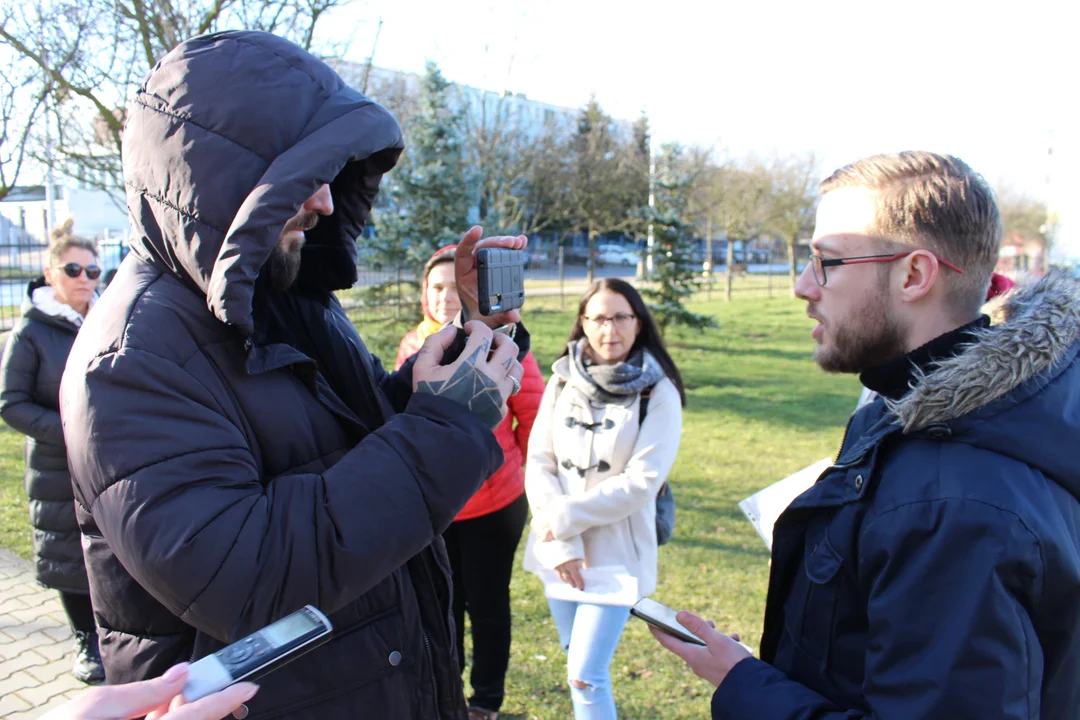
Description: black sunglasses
58,263,102,280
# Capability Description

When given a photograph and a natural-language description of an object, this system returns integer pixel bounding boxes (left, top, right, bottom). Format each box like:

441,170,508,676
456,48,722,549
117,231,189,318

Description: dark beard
266,245,302,290
815,290,906,374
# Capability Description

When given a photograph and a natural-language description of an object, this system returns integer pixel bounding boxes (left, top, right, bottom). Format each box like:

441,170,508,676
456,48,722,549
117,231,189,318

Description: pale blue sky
327,0,1071,202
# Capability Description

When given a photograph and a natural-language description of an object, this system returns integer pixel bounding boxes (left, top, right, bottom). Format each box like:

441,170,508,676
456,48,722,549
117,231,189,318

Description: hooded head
122,30,404,336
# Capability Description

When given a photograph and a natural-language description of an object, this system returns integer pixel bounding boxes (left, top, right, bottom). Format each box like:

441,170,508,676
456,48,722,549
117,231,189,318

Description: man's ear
896,250,940,304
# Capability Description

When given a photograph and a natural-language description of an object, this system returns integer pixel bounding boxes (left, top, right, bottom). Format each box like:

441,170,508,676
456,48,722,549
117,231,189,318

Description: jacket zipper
834,414,855,464
422,629,442,720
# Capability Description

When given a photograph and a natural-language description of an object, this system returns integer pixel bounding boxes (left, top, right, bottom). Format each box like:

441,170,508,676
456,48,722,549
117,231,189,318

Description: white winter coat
523,355,683,598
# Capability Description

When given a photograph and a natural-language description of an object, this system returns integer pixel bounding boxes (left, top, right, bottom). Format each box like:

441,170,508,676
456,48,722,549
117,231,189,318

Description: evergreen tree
567,96,639,284
640,144,715,334
369,61,472,316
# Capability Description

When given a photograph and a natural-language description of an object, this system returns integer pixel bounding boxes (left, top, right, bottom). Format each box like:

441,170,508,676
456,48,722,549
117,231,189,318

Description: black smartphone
630,598,706,646
477,248,526,316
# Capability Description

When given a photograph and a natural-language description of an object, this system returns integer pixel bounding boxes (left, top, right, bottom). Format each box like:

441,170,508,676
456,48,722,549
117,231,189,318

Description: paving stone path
0,548,89,718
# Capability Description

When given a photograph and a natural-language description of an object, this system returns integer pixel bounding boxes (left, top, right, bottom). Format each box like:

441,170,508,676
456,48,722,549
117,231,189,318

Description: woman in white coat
524,278,685,720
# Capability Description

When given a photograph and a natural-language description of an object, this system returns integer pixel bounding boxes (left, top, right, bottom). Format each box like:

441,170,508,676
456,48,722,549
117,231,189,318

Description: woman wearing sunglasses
0,223,104,684
523,278,686,720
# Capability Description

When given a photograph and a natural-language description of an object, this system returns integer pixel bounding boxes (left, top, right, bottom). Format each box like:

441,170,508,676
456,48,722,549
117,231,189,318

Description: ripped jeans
547,599,631,720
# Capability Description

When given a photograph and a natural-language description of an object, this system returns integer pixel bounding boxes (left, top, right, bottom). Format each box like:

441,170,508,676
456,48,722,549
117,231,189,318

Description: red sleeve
508,351,545,457
394,329,422,372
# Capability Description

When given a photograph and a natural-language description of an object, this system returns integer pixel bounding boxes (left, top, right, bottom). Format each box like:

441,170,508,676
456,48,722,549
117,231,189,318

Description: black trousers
443,493,529,713
59,591,96,634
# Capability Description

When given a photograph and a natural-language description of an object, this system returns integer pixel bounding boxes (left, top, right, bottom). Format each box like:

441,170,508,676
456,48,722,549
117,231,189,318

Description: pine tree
369,61,473,316
640,144,715,334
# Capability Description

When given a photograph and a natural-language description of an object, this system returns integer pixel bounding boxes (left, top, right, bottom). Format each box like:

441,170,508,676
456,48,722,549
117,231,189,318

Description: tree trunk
705,217,713,301
725,237,735,302
788,234,798,295
586,230,596,285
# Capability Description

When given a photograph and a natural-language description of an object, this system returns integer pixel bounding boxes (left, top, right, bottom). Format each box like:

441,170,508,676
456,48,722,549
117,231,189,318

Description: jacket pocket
252,606,408,719
785,530,843,672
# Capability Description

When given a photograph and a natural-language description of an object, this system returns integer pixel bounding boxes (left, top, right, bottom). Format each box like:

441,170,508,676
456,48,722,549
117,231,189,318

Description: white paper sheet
538,565,640,607
739,457,833,550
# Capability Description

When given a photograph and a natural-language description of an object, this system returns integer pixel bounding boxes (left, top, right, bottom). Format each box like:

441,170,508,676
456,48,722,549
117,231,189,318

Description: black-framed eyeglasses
56,263,102,280
583,313,636,329
809,251,963,287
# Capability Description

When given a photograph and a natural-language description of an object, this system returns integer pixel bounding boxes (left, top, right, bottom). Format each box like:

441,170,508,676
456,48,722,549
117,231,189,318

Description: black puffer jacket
60,31,503,719
0,278,88,593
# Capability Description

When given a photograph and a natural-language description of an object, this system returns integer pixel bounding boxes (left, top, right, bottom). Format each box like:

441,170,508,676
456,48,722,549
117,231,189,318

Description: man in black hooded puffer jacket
59,31,527,719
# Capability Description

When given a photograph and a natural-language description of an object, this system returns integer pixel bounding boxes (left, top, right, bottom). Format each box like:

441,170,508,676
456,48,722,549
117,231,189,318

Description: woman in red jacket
395,246,544,720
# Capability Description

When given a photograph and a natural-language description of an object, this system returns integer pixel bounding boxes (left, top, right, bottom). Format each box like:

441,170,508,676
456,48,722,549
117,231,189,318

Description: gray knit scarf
568,338,665,404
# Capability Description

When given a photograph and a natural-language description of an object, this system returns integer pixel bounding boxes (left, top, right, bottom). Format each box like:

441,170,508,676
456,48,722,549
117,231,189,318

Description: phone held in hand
182,605,333,702
630,597,706,646
477,248,526,316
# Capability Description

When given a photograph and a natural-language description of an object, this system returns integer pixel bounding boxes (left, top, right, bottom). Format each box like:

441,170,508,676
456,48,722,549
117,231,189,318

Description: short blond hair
821,151,1002,314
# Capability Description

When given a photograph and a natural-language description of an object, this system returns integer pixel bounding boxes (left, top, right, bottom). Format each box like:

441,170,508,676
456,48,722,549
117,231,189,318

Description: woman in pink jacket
395,246,544,720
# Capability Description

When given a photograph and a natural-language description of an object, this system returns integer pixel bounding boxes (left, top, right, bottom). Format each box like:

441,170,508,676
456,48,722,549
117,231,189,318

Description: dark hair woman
523,278,685,719
0,226,104,684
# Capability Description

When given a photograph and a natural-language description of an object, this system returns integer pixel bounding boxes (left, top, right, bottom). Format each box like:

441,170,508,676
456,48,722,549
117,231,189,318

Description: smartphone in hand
630,598,706,646
477,248,526,316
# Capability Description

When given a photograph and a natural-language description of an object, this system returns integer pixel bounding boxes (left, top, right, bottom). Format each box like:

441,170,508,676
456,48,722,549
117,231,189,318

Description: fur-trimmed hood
887,268,1080,499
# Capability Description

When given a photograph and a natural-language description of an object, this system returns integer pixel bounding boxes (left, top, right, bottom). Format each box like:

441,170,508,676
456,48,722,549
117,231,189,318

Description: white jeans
547,599,631,720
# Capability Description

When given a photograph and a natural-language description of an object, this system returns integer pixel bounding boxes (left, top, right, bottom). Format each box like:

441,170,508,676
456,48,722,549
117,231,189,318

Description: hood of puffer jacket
122,30,404,336
887,267,1080,501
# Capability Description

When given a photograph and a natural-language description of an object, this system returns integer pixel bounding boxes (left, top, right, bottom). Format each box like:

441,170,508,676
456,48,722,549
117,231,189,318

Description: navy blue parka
713,270,1080,719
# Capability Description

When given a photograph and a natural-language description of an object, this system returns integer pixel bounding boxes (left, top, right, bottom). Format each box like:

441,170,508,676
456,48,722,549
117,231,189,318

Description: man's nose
794,262,818,302
303,184,334,216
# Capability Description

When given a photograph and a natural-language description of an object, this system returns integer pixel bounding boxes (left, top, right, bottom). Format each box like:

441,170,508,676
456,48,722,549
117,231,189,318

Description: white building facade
0,185,128,247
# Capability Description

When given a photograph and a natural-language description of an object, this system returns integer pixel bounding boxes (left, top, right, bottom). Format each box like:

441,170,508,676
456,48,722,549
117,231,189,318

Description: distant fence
0,241,49,332
2,236,805,334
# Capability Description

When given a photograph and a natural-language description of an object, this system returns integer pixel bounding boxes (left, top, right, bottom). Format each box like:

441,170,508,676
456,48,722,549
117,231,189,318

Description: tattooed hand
412,322,523,429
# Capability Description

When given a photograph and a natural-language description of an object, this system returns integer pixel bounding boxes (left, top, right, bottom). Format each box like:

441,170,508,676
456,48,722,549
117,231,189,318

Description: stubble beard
266,210,318,290
266,245,302,290
814,283,907,374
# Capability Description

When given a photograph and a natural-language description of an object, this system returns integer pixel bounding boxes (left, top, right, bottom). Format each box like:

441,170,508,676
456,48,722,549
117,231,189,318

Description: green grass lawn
0,291,859,719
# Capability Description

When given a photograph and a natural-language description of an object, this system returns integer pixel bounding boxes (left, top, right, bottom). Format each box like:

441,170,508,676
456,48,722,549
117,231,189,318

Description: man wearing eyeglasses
654,151,1080,718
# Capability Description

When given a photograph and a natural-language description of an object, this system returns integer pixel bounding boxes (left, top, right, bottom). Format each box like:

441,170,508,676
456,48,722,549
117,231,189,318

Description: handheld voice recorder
182,605,333,702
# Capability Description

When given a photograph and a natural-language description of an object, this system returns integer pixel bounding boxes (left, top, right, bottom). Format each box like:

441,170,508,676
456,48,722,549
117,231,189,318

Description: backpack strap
638,385,654,425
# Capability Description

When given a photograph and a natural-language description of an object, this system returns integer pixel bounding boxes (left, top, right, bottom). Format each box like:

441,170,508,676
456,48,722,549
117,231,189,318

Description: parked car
557,244,591,265
524,249,550,269
596,244,640,267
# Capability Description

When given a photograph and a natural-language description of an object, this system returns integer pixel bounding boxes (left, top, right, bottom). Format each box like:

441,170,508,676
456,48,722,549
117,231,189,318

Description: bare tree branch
1,0,357,195
0,64,51,199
